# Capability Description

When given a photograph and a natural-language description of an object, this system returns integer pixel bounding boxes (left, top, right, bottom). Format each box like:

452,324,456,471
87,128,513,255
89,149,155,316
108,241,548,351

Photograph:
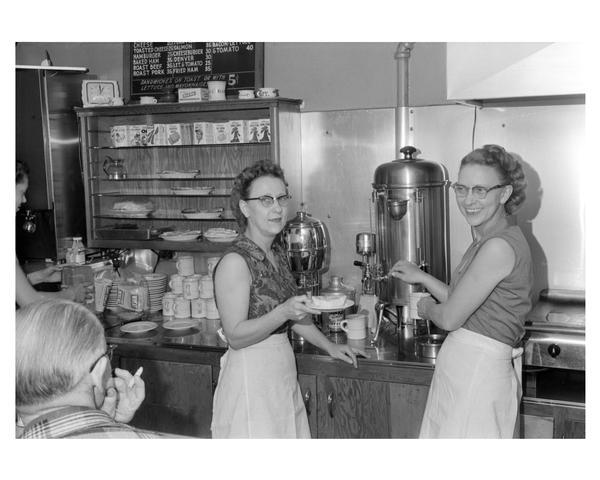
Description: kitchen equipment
103,156,127,180
372,145,450,306
522,289,585,399
353,232,380,295
282,210,328,294
523,289,585,370
416,333,446,358
365,145,450,344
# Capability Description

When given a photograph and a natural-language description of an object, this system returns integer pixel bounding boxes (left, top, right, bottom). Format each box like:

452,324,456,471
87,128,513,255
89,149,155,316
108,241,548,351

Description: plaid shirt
19,406,161,439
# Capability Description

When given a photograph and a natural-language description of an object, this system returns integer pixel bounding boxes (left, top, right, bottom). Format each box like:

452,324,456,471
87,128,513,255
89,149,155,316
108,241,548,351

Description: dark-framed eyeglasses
88,344,117,373
451,183,508,200
244,193,292,208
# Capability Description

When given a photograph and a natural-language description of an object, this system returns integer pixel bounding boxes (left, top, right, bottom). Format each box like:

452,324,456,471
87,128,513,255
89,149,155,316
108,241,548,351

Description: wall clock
82,80,120,107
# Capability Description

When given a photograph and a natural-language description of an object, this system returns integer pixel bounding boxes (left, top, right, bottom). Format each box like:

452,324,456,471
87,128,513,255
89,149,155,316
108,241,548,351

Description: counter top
102,312,437,369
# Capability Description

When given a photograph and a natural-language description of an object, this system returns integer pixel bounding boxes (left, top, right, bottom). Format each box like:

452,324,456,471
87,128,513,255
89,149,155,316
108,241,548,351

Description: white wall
16,42,122,83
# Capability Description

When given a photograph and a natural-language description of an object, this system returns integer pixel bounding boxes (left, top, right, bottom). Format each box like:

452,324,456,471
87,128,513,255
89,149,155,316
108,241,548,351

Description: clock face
82,81,119,106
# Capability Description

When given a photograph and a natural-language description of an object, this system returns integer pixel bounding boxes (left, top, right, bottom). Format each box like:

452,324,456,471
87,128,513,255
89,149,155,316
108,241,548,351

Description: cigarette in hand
128,366,143,388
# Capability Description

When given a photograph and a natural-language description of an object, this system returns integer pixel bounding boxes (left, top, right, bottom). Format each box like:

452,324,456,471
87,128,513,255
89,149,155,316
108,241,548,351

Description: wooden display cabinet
75,98,302,252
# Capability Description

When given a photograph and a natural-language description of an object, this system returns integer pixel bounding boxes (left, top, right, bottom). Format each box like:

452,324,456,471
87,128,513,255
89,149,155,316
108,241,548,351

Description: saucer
305,299,355,312
120,321,158,334
163,318,198,331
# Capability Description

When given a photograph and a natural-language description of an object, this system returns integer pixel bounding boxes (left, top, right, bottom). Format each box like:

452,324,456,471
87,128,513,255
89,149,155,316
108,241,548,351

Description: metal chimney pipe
395,42,415,155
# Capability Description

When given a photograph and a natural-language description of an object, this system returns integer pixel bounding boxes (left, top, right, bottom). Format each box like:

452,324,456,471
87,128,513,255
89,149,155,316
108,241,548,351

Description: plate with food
108,200,154,218
171,186,214,196
181,208,223,220
120,321,158,334
204,227,239,243
159,230,202,242
305,296,354,312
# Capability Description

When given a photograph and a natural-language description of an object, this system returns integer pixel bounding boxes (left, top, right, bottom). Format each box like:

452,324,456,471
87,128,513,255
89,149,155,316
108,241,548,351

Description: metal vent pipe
394,42,415,155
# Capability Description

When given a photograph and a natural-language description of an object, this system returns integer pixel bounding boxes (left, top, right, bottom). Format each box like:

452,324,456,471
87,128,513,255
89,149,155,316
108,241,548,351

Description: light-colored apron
419,328,523,439
211,333,310,439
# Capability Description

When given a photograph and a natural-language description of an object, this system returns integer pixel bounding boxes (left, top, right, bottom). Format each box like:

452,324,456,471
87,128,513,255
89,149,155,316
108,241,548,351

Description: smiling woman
390,144,533,438
210,160,366,438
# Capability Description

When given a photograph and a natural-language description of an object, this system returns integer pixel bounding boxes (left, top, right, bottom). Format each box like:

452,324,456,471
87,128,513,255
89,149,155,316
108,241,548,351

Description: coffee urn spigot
354,232,388,295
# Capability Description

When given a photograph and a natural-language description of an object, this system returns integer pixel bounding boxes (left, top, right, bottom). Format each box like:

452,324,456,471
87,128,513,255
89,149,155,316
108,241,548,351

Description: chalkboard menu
123,42,264,99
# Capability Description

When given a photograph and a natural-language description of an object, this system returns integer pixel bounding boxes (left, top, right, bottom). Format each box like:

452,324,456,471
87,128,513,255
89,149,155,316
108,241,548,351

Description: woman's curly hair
460,144,527,215
230,160,288,231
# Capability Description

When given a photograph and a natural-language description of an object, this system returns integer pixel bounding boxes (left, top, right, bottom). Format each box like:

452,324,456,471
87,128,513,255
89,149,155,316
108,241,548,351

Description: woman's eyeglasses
88,344,117,373
244,193,291,208
451,183,508,200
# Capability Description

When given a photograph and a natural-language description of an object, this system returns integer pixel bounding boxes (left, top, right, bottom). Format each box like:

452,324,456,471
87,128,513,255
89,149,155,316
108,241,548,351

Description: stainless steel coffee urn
281,210,328,294
372,145,450,306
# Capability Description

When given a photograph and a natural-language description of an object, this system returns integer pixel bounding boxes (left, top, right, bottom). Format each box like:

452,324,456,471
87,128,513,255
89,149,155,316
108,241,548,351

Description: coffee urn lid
282,210,328,251
373,146,449,189
286,210,324,228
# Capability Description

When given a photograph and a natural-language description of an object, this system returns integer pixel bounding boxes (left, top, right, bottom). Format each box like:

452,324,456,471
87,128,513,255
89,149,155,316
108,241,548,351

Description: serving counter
103,314,584,439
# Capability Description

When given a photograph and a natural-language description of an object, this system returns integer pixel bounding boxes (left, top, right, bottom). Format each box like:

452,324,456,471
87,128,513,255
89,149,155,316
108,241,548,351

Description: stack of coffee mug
162,255,221,320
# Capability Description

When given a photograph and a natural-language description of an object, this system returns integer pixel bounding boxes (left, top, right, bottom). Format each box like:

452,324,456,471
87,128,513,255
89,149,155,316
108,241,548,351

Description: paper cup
409,292,431,319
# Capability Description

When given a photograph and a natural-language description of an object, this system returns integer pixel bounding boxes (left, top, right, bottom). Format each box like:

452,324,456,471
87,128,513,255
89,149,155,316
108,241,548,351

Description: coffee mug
169,274,184,294
409,292,431,319
162,292,178,317
94,278,112,312
140,96,157,104
183,274,201,300
341,313,367,340
256,88,278,98
174,296,191,318
176,255,195,276
191,297,206,319
238,89,255,99
206,256,221,276
207,80,226,101
199,275,214,299
205,297,220,319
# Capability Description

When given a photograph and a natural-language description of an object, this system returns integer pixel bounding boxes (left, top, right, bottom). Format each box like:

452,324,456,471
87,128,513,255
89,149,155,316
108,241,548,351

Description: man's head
16,300,110,411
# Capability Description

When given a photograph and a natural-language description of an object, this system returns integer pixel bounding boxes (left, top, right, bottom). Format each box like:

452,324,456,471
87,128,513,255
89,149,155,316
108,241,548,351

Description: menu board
123,42,264,99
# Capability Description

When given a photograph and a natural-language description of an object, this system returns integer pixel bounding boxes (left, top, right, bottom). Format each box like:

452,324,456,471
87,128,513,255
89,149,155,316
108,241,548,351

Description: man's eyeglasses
244,193,291,208
88,344,117,373
451,183,508,200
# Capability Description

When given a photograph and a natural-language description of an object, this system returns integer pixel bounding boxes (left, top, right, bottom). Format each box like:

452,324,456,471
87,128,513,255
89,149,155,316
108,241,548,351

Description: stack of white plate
143,273,168,313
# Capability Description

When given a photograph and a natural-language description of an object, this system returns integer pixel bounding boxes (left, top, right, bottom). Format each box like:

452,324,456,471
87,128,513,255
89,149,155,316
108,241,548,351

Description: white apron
211,333,311,439
419,328,523,439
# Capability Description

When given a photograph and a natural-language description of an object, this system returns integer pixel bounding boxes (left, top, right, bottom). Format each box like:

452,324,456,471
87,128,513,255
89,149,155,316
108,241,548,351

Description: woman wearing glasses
390,144,533,438
211,160,366,438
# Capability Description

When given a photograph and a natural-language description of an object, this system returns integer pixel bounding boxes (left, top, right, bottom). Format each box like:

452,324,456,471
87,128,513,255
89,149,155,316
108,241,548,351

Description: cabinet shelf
89,142,270,150
90,238,236,252
91,192,230,197
94,215,236,221
90,176,236,181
